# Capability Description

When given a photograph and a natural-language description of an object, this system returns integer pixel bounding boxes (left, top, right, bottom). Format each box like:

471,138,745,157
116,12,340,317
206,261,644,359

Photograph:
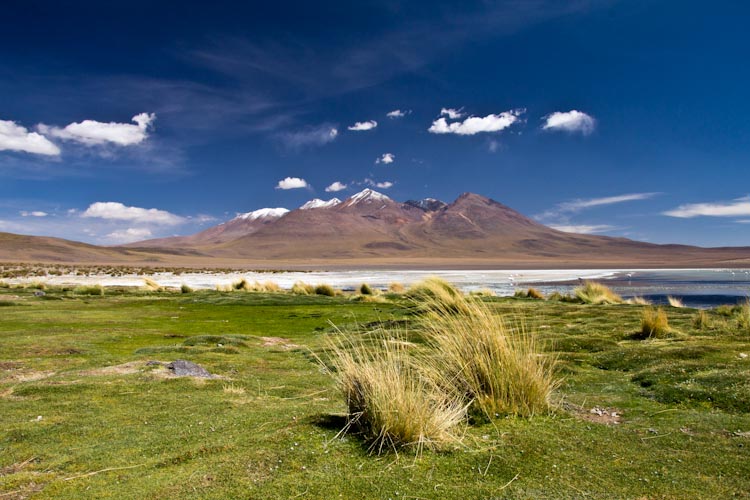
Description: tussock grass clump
422,298,557,418
736,301,750,332
514,288,544,300
314,284,336,297
232,278,251,291
180,284,193,294
388,282,405,294
259,280,281,293
291,281,315,295
626,296,652,305
351,294,387,304
359,283,374,295
325,329,467,454
574,281,622,305
667,296,685,308
693,310,711,330
469,288,496,297
639,307,670,338
73,284,104,296
143,277,163,292
406,277,471,315
547,291,579,303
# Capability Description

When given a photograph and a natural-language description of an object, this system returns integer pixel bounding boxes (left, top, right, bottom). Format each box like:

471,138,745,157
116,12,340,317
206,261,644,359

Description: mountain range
3,189,750,268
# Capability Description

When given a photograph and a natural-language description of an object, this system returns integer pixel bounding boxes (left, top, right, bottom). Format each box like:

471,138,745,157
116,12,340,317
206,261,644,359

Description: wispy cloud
554,193,659,214
277,124,338,149
386,109,409,119
549,224,614,234
0,119,60,156
106,227,154,243
348,120,377,131
325,181,347,192
365,178,393,189
19,210,48,217
429,109,524,136
81,201,185,225
375,153,395,164
276,177,309,190
39,113,156,146
542,110,595,135
440,108,464,119
663,196,750,218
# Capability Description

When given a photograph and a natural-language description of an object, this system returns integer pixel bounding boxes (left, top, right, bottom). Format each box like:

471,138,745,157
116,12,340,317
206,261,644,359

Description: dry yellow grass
667,296,685,308
420,296,557,418
291,281,315,295
324,328,467,454
574,281,622,304
406,277,472,315
640,307,670,338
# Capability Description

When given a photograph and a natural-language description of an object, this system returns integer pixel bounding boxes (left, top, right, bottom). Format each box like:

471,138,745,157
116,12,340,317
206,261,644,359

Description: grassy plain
1,286,749,499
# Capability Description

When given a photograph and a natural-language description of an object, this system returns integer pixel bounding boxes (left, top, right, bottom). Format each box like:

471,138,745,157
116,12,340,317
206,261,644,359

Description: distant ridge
3,189,750,268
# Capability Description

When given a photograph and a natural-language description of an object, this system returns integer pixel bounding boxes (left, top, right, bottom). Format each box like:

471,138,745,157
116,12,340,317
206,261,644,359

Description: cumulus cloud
549,224,614,234
542,110,595,135
0,119,60,156
663,197,750,218
348,120,378,131
440,108,464,119
387,109,409,119
429,109,524,136
365,178,394,189
19,211,48,217
278,124,338,149
276,177,309,190
81,201,185,225
375,153,395,164
325,181,347,192
106,227,154,243
39,112,156,146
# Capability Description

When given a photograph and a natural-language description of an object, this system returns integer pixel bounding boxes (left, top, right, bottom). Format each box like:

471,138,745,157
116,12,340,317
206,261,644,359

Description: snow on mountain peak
236,207,289,221
299,198,342,210
346,188,391,206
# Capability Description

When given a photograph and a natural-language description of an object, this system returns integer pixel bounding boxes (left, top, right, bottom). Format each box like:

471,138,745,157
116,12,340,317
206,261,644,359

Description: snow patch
346,189,391,207
235,207,289,221
299,198,342,210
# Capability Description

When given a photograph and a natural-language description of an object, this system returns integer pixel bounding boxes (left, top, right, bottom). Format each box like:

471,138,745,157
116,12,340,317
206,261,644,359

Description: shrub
291,281,314,295
667,296,685,308
639,307,670,338
405,277,471,315
324,329,467,454
359,283,374,295
422,299,557,418
574,281,622,305
314,284,336,297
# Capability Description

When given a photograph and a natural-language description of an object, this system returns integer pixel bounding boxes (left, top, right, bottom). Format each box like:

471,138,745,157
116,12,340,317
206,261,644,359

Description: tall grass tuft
143,277,163,292
421,298,557,418
324,328,467,454
388,282,406,294
574,281,622,305
73,284,104,296
736,301,750,332
626,296,652,306
180,284,193,294
639,307,670,338
693,310,710,330
406,277,472,315
667,296,685,308
291,281,314,295
514,288,544,300
314,284,336,297
359,283,374,295
232,278,251,291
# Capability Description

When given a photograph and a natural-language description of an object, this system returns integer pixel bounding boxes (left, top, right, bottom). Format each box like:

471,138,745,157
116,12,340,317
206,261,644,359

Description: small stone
739,353,748,359
167,360,215,378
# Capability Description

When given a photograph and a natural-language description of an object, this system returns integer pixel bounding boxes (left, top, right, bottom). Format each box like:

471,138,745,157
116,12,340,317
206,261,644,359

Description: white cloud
106,227,153,243
556,193,658,213
279,124,338,149
0,119,60,156
550,224,614,234
365,178,394,189
276,177,309,190
325,181,347,192
81,201,185,225
429,109,524,135
39,112,156,146
386,109,409,119
348,120,378,131
542,110,595,135
663,197,750,218
375,153,395,164
440,108,464,119
19,211,48,217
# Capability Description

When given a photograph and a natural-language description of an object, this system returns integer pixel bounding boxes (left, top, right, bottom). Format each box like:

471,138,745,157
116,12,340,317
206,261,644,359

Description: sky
1,0,750,247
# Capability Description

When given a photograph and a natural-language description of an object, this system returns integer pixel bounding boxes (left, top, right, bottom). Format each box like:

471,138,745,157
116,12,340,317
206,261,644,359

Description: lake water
29,268,750,308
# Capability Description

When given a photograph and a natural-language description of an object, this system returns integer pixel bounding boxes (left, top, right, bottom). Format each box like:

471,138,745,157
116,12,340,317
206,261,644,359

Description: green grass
1,286,750,498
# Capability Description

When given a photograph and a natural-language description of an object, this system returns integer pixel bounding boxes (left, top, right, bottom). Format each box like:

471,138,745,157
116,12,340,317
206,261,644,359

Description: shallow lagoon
30,268,750,308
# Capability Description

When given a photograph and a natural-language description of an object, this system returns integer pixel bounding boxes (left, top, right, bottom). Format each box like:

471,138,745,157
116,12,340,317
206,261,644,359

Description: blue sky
1,0,749,246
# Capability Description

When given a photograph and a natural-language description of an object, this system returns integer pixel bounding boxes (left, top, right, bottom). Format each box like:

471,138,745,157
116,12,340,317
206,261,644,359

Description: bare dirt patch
564,402,623,425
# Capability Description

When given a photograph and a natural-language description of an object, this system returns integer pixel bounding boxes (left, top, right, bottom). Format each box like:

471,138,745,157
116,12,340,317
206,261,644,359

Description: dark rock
404,198,447,212
167,359,215,378
33,291,46,297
